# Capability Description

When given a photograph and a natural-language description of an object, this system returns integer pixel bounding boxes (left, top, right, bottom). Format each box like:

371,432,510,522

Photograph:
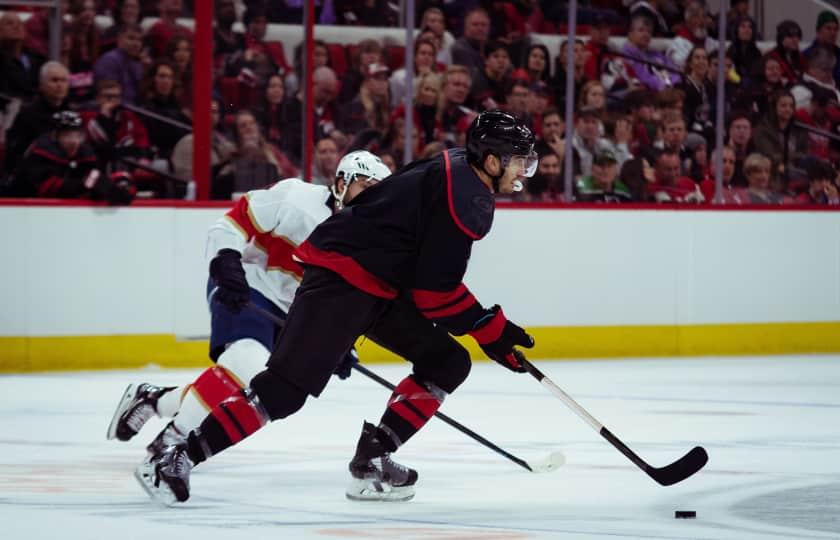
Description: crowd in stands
0,0,839,206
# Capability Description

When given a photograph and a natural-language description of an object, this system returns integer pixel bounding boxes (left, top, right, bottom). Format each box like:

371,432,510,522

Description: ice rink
2,356,839,540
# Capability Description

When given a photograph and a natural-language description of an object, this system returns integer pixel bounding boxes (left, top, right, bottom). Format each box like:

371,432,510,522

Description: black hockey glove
209,249,250,313
469,305,534,373
333,347,359,380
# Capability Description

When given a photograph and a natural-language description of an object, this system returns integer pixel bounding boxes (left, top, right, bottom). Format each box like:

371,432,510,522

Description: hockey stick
245,301,564,474
516,352,708,486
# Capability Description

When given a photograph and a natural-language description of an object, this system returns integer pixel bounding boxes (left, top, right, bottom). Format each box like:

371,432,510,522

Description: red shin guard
386,376,443,430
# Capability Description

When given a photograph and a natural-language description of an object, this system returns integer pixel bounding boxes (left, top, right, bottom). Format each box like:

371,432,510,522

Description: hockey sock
185,387,269,464
174,366,242,435
378,375,445,450
155,386,185,418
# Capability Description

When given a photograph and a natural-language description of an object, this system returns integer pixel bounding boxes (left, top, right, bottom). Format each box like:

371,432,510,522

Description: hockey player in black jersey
140,110,540,504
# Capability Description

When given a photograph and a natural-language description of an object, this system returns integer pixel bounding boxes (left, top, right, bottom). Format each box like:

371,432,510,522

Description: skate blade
345,478,415,502
106,384,138,440
133,461,180,507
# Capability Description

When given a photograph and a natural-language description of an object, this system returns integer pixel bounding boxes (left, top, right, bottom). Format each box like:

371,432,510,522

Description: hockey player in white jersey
106,150,391,481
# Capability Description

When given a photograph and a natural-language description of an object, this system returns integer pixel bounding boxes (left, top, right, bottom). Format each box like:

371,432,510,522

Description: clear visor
504,151,539,178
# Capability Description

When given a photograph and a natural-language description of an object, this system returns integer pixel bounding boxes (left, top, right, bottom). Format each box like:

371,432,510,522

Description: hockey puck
675,510,696,519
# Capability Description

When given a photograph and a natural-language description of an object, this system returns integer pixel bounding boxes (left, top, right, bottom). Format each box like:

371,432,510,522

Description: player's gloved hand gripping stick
515,350,709,486
209,249,250,313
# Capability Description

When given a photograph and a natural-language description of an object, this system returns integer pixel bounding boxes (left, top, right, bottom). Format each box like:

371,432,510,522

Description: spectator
520,43,550,84
505,80,531,124
213,0,245,63
281,65,340,164
145,0,193,60
285,39,329,97
101,0,143,53
391,72,442,149
626,89,656,155
739,54,786,116
450,7,490,75
741,152,783,204
526,81,552,138
792,46,840,106
795,86,835,161
225,5,285,91
213,109,297,199
420,7,454,65
10,110,134,204
654,87,686,117
337,0,399,26
706,48,740,121
602,112,635,166
625,0,671,36
390,38,438,109
80,79,151,172
655,110,692,174
0,12,43,100
139,59,190,160
171,97,236,183
310,136,339,187
680,46,714,137
578,80,607,115
752,90,808,189
583,12,614,82
65,0,101,103
338,62,391,135
699,145,739,203
728,15,763,85
726,0,755,41
436,64,474,142
523,150,563,202
553,39,588,106
803,11,840,86
726,111,754,186
575,149,633,202
93,24,144,105
684,132,710,183
796,159,840,205
650,148,704,203
572,106,631,178
4,61,71,172
256,74,288,149
166,36,192,90
23,4,62,58
337,38,383,105
620,15,681,92
534,107,565,159
668,1,717,69
765,20,805,87
619,154,656,201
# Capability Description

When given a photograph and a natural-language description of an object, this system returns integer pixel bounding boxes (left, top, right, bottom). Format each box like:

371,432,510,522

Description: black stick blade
647,446,708,486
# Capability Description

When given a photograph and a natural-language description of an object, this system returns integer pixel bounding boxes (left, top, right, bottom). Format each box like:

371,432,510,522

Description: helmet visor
504,151,539,178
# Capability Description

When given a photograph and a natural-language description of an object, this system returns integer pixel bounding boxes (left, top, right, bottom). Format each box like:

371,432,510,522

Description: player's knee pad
421,345,472,394
250,369,308,420
217,338,270,386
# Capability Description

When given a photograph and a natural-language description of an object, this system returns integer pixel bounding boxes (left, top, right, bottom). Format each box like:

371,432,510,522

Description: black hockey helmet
52,110,83,132
466,109,535,167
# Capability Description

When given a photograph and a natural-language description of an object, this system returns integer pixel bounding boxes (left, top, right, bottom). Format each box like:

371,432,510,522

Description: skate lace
125,403,155,431
168,448,191,477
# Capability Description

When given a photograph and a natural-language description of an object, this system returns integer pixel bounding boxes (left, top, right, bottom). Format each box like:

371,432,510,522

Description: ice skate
106,383,175,441
134,444,193,505
346,422,417,502
145,421,187,456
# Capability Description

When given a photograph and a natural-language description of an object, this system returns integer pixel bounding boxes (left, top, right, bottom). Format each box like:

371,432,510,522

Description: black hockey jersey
295,148,495,336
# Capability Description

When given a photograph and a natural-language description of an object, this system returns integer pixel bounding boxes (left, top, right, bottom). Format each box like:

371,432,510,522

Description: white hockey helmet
332,150,392,208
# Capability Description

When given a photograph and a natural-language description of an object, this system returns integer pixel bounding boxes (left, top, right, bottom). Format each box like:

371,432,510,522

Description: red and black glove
209,249,250,313
469,305,534,373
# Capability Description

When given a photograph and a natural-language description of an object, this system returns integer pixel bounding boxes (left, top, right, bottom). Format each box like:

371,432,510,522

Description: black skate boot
107,383,176,441
135,443,193,505
145,421,187,456
346,422,418,502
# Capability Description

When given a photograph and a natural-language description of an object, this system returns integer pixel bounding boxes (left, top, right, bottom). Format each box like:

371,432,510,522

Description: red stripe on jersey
469,308,506,345
421,291,477,319
294,240,397,299
38,176,64,196
255,233,304,279
225,195,261,239
443,150,481,240
412,284,468,310
190,366,243,411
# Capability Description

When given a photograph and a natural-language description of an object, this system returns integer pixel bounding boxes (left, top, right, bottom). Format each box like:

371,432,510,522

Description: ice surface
2,356,839,539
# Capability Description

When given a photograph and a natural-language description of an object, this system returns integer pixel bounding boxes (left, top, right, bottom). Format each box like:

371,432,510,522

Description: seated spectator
391,72,443,149
213,0,245,65
794,86,835,161
390,38,439,109
741,152,783,204
667,1,717,69
534,107,565,159
583,13,614,82
728,14,763,85
619,15,681,93
602,112,635,165
684,132,710,183
171,97,236,184
166,36,192,91
4,61,70,172
725,111,754,186
65,0,101,104
437,64,475,144
626,89,656,155
625,0,671,36
578,80,607,116
225,4,286,91
520,149,563,202
213,109,297,199
727,0,756,41
765,20,805,87
554,39,588,107
145,0,192,60
450,7,491,76
281,65,339,164
101,0,143,53
619,154,657,201
655,111,693,175
650,148,704,203
139,59,191,160
575,149,633,203
420,7,455,65
80,79,151,172
505,80,531,124
93,24,144,105
796,159,840,205
526,81,552,138
752,90,808,190
469,41,513,111
9,111,134,204
680,47,714,137
338,39,383,105
654,87,686,117
23,7,52,58
738,54,786,116
707,48,740,121
256,74,288,149
0,11,44,99
572,107,631,178
700,146,740,203
310,136,339,187
338,62,391,135
792,46,840,106
380,114,422,165
284,39,329,97
520,43,551,84
803,11,840,86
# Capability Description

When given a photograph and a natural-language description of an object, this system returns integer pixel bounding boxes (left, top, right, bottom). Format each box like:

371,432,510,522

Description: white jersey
206,178,332,313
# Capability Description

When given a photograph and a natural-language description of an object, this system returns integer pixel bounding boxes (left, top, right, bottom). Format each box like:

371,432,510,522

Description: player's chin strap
330,178,350,211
